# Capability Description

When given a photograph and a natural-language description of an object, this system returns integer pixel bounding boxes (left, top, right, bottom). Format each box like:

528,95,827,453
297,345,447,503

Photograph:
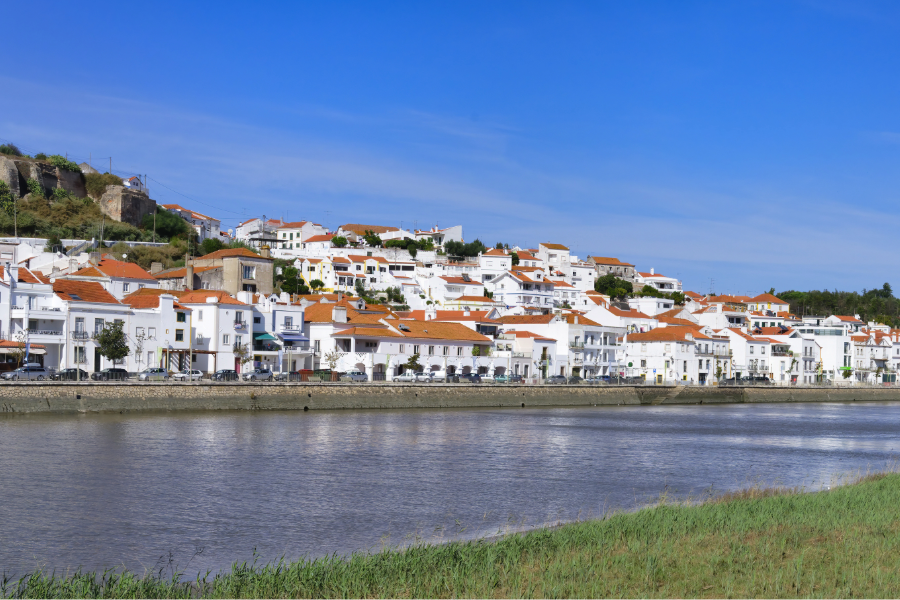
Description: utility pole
153,211,156,243
109,157,112,175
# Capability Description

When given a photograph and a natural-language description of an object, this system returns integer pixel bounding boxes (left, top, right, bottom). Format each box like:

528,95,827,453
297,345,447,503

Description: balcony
569,342,585,349
771,350,792,357
511,352,530,358
71,331,90,340
25,329,63,336
234,320,248,330
278,324,303,333
253,342,282,353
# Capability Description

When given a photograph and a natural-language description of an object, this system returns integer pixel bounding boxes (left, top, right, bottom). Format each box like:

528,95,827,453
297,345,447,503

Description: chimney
150,262,163,274
650,268,655,275
260,244,271,259
68,258,77,274
574,315,579,324
464,308,470,317
184,258,194,291
89,252,101,266
332,305,347,323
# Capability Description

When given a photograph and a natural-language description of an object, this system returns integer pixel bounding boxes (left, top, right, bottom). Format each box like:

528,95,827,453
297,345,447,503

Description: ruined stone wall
98,185,157,227
0,156,86,198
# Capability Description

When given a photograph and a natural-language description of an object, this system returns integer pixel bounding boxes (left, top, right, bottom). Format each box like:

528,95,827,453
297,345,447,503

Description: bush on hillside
0,143,22,157
46,155,81,172
106,241,184,271
142,207,191,240
85,173,124,199
200,237,226,255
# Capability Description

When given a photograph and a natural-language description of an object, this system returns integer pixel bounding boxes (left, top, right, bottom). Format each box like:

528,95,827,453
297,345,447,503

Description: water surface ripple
1,401,898,575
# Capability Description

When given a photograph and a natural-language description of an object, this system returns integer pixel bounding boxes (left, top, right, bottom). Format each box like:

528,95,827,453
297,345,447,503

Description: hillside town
0,210,893,386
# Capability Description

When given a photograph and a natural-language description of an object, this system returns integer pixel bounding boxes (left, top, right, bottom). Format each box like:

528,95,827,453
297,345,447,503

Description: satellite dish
122,254,127,260
228,229,234,236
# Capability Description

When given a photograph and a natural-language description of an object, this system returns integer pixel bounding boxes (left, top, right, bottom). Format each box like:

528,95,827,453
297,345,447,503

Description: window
399,344,405,353
428,346,435,355
147,351,154,366
284,316,293,328
443,346,449,356
94,318,105,334
236,335,243,347
413,345,420,354
254,317,261,324
235,311,243,323
242,265,256,280
356,265,362,271
148,327,156,338
123,283,130,293
136,327,145,337
761,346,766,355
197,310,203,321
750,346,754,354
683,360,687,371
28,319,37,331
664,344,671,352
641,343,647,352
640,359,646,367
175,329,184,342
74,346,86,364
223,334,230,344
75,317,85,332
457,347,463,356
177,312,186,323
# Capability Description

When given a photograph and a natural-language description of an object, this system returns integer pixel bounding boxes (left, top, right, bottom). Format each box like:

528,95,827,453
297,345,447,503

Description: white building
160,204,222,241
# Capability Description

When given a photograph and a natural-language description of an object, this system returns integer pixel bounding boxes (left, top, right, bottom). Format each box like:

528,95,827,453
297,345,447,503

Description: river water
1,402,898,576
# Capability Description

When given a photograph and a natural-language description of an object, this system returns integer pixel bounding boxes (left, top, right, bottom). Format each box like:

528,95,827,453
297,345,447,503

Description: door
94,348,101,373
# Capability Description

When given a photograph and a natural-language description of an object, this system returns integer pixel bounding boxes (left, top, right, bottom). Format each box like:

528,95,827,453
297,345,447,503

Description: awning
279,333,310,342
254,333,278,341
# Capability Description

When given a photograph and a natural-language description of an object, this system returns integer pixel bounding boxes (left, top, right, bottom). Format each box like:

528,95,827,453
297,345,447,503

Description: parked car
746,376,773,385
342,370,368,382
242,368,273,382
274,371,297,382
392,371,416,382
414,371,434,382
3,364,51,381
583,376,605,384
138,367,169,381
430,370,448,382
173,369,204,381
458,373,482,383
52,368,89,381
567,375,585,384
214,369,239,381
545,375,568,385
91,368,129,381
479,373,495,383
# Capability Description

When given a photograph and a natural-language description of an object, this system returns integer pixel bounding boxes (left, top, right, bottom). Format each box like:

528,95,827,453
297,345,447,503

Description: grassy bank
5,473,900,598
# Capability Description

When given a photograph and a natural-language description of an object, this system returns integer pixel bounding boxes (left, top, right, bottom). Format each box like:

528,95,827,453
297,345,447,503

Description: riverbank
6,471,900,598
1,381,899,414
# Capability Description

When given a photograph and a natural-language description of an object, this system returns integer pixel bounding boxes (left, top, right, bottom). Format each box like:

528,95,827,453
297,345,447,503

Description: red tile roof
73,258,155,281
53,280,120,304
304,234,335,243
196,248,265,261
178,290,248,305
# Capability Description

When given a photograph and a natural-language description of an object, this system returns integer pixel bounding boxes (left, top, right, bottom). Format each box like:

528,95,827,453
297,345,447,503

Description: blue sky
2,1,900,295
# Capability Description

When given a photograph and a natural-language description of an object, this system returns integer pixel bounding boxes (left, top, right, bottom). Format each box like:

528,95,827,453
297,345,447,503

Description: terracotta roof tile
178,290,248,305
196,248,266,261
53,280,120,304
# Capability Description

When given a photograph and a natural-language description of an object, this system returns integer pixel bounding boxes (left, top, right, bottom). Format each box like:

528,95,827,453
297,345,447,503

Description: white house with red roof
585,304,658,334
587,256,636,282
478,248,513,284
494,330,558,380
635,269,682,293
747,293,790,314
122,175,147,194
422,274,485,306
624,326,707,383
274,221,328,255
487,268,554,311
413,225,463,248
56,256,159,300
234,217,283,249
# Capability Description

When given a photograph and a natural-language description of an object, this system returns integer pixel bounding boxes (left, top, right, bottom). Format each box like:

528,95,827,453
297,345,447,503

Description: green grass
5,473,900,598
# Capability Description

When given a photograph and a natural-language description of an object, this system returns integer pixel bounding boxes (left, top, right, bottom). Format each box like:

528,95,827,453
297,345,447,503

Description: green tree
331,235,348,247
96,321,131,363
0,181,14,216
84,173,124,199
595,274,633,298
0,143,23,156
309,279,325,292
26,179,43,198
511,252,519,266
280,266,310,295
142,207,191,240
363,230,383,247
200,237,226,255
404,353,422,372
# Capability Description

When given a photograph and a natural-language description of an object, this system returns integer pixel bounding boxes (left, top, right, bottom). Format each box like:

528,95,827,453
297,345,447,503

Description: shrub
33,153,47,160
331,235,347,247
84,173,123,199
46,155,81,172
0,143,22,157
26,179,44,199
51,188,72,201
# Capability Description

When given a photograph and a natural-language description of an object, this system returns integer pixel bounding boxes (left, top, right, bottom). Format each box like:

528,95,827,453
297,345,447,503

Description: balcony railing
569,342,585,349
511,352,530,358
234,320,247,329
26,329,63,336
771,350,792,357
71,331,90,340
279,324,302,333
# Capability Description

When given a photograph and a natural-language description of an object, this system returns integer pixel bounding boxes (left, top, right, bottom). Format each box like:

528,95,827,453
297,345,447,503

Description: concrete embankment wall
0,383,898,415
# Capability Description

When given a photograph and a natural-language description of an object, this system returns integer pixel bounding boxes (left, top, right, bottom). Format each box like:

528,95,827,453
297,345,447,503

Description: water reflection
0,402,898,576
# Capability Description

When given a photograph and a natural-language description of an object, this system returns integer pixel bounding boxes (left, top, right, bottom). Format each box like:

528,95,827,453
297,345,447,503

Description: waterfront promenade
1,381,898,414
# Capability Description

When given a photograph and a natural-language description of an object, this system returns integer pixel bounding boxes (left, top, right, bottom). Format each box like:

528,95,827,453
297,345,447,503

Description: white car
172,369,203,381
342,370,368,382
242,368,273,381
430,370,448,382
414,371,434,382
392,372,416,382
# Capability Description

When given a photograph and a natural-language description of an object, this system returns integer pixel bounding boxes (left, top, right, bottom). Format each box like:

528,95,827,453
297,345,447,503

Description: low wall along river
1,382,898,414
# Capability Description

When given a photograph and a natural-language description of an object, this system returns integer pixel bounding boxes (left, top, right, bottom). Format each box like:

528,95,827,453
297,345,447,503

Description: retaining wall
0,383,898,415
